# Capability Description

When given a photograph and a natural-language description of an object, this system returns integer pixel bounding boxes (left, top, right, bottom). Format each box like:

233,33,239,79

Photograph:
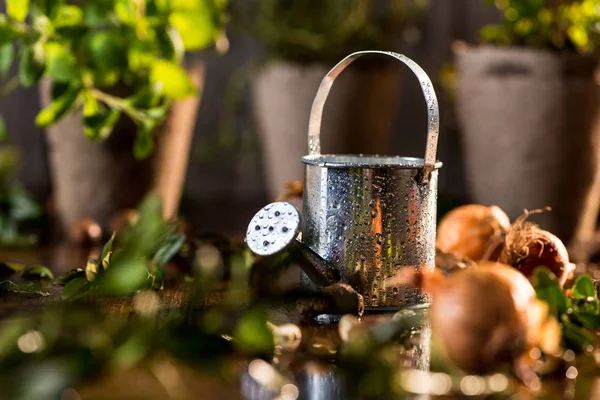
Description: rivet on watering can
246,202,340,287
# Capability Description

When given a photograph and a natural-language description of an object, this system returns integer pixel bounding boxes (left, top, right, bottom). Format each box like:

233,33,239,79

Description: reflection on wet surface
1,246,599,399
242,310,434,400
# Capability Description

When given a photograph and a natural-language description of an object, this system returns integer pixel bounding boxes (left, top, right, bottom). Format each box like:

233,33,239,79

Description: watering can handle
307,51,439,168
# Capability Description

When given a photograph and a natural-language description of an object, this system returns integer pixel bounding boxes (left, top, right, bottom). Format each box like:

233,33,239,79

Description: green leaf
22,265,53,280
7,0,29,22
0,16,17,46
125,86,161,108
0,262,24,274
96,256,149,296
532,267,567,316
0,43,14,78
147,106,169,120
83,2,113,27
62,277,91,300
572,275,596,300
562,317,598,351
110,334,151,370
44,42,79,82
52,5,83,28
0,280,49,296
127,195,166,255
83,108,120,140
574,312,600,330
150,60,195,99
101,232,116,262
169,11,217,51
0,317,29,357
133,124,155,160
127,43,156,72
233,308,273,355
55,268,85,285
85,30,128,72
0,116,7,143
36,84,81,127
153,234,185,268
85,259,99,282
18,47,44,87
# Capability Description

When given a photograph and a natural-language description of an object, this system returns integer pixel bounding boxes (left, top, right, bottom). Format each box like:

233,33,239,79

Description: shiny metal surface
302,51,441,309
245,202,300,256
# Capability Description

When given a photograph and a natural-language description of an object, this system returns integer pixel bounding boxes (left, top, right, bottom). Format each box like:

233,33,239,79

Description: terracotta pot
42,63,204,234
456,46,600,244
251,61,402,201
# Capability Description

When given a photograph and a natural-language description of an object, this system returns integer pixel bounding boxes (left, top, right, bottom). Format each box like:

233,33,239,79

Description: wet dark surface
0,246,599,400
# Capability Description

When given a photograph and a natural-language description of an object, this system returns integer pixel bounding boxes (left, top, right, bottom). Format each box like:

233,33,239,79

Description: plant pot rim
454,44,598,75
454,44,597,60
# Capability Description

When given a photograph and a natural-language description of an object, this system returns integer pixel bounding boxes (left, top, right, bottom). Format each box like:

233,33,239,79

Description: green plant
60,194,186,299
0,0,227,158
480,0,600,53
0,147,43,247
236,0,428,64
533,267,600,351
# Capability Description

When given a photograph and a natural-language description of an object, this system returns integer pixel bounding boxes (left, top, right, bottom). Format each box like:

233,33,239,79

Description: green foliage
0,147,43,247
0,303,242,399
236,0,428,63
480,0,600,53
533,267,600,351
0,262,53,296
0,0,228,156
59,194,186,299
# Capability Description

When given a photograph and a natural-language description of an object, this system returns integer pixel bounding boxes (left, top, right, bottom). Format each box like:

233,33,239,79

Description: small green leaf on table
0,280,49,296
55,269,85,285
62,277,91,300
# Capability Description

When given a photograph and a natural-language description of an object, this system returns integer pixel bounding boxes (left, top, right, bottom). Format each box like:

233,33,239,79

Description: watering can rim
302,154,443,169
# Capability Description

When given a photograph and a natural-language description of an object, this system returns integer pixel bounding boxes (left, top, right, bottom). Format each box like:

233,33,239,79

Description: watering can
246,51,441,310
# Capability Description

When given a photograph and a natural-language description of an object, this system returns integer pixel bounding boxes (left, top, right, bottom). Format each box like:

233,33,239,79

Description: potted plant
0,0,227,233
236,0,427,199
454,0,600,244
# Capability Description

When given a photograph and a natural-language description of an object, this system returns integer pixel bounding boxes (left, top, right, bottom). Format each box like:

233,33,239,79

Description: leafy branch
59,194,185,300
533,267,600,351
480,0,600,53
0,0,228,157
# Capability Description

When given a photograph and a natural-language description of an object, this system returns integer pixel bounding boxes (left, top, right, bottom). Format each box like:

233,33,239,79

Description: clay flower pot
455,46,600,243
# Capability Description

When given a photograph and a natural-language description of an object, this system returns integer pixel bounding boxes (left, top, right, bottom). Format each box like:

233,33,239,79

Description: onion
437,204,510,261
499,210,575,287
412,263,560,373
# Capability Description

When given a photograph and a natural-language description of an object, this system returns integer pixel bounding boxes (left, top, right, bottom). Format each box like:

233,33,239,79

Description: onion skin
477,261,535,310
428,263,559,374
429,266,527,373
500,218,574,287
437,205,510,261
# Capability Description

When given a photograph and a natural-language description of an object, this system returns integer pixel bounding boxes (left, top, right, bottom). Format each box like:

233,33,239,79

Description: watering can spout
245,202,340,287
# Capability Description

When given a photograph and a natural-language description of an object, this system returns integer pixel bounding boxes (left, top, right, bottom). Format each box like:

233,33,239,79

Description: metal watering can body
300,51,442,309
